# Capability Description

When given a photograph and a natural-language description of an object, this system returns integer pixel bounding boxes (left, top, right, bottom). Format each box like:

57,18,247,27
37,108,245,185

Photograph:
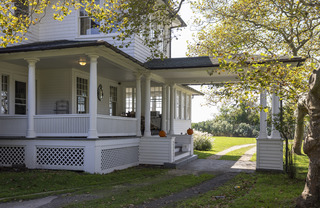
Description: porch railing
97,115,137,136
0,114,137,137
35,114,89,137
0,115,27,136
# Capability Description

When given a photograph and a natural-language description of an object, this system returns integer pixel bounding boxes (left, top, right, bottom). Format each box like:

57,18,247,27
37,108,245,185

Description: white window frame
125,87,136,113
109,86,117,116
150,86,162,114
1,74,9,115
79,0,101,36
76,77,88,114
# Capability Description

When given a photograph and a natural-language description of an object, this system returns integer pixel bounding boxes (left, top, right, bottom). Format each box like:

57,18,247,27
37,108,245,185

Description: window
1,75,9,114
77,77,88,114
79,0,100,35
125,87,136,113
181,93,185,120
14,0,29,17
109,86,117,116
176,90,180,119
15,81,26,115
186,95,191,120
150,86,162,114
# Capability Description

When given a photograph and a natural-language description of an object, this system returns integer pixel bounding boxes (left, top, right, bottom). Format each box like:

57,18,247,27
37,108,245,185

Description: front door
15,81,26,115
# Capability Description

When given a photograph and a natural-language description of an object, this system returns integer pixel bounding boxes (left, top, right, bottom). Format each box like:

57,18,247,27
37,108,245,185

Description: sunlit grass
195,137,256,159
219,145,255,161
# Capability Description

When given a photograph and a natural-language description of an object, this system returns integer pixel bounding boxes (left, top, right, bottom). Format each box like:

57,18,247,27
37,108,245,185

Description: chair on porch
54,100,69,114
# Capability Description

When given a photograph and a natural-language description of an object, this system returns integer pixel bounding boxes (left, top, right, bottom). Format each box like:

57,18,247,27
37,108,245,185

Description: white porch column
270,93,281,139
25,58,39,138
135,73,142,137
144,73,151,136
169,84,175,135
258,90,268,139
166,86,171,132
87,54,99,138
161,84,168,132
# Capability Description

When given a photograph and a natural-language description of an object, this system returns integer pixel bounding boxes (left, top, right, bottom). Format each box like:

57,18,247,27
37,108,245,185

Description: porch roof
0,40,145,67
145,56,306,84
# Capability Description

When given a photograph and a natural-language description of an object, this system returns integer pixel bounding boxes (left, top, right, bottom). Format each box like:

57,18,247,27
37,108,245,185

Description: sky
170,2,219,123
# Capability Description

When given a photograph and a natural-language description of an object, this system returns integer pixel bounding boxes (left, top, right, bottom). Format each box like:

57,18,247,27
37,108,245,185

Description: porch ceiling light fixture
79,58,87,66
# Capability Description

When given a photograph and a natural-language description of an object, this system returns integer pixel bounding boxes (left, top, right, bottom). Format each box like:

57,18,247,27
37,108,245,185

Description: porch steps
164,154,198,169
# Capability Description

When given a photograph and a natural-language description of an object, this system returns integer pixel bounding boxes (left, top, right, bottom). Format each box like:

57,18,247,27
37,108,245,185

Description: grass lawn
0,166,214,206
66,174,214,208
219,145,255,161
174,149,309,208
194,136,256,159
0,166,168,202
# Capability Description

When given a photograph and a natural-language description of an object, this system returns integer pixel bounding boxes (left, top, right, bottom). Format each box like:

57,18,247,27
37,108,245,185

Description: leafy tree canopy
0,0,185,58
189,0,319,105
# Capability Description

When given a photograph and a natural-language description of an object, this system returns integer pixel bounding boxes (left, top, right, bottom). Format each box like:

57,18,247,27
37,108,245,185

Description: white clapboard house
0,1,305,173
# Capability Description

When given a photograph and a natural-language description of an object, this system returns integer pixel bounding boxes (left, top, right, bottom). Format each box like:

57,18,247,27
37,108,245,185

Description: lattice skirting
0,138,140,173
0,146,25,166
36,147,84,168
101,146,139,171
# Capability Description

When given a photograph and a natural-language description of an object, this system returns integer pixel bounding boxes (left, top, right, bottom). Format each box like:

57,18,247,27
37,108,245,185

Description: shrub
234,123,254,137
193,131,214,151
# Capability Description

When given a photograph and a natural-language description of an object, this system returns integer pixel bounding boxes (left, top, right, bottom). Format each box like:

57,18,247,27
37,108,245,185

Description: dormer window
14,0,29,17
79,0,100,35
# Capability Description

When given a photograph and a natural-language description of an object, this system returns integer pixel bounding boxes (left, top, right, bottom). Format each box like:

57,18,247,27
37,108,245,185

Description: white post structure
169,84,175,135
161,84,167,133
144,73,151,136
256,90,283,171
25,58,39,138
136,73,142,137
258,91,268,139
87,54,99,138
270,93,281,139
167,86,171,132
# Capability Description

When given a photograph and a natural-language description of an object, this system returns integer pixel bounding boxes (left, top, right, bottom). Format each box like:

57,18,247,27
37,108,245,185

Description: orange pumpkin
187,128,194,135
159,130,167,137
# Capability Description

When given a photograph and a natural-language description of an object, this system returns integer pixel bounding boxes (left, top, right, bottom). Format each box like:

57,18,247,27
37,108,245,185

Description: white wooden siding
133,35,152,62
173,119,191,135
38,68,72,114
139,136,175,165
38,6,77,41
256,138,283,171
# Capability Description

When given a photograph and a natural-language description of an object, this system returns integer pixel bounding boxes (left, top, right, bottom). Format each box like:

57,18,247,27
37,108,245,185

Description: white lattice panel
101,146,138,170
0,146,25,166
36,147,84,167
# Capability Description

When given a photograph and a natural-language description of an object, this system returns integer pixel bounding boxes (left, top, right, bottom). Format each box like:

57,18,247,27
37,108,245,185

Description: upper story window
1,75,9,114
79,0,100,35
14,0,29,17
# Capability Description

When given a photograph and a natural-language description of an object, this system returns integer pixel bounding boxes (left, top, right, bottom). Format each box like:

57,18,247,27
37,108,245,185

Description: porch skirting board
256,138,283,171
0,138,139,174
